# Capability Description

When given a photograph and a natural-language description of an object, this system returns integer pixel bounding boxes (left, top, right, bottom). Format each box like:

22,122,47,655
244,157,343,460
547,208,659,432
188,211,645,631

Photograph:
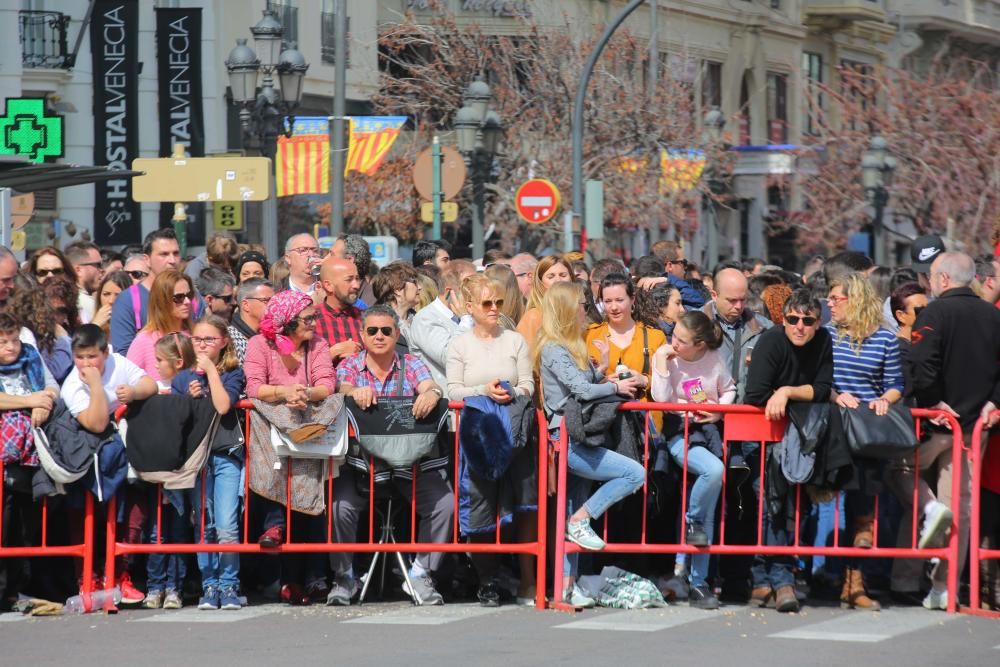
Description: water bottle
616,364,632,380
65,586,122,614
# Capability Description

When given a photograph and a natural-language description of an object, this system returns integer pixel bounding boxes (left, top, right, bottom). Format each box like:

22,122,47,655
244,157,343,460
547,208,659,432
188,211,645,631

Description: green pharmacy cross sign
0,98,65,163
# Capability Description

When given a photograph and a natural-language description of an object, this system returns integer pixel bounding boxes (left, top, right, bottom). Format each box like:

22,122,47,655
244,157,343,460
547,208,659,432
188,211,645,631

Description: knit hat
258,290,313,355
236,251,270,280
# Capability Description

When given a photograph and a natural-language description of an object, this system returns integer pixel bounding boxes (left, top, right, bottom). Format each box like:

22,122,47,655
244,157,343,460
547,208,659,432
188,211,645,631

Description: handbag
839,403,918,460
268,340,349,459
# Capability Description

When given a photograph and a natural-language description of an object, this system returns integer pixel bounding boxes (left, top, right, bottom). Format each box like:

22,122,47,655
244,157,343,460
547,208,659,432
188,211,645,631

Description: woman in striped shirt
827,272,905,611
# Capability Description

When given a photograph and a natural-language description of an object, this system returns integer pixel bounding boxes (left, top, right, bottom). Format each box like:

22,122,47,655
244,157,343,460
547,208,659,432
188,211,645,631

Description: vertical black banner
156,7,205,246
91,0,141,245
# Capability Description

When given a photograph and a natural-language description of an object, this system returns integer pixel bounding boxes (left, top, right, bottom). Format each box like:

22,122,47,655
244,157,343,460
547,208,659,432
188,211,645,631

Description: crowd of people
0,229,997,615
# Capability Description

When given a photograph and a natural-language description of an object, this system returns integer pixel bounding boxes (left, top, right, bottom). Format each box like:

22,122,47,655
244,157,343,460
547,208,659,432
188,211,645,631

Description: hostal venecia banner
156,7,205,244
91,0,141,245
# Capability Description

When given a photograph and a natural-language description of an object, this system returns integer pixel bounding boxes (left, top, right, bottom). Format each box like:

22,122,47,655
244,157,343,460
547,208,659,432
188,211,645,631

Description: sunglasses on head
128,270,149,280
785,315,817,326
171,291,195,305
36,268,65,277
365,326,394,337
480,299,504,309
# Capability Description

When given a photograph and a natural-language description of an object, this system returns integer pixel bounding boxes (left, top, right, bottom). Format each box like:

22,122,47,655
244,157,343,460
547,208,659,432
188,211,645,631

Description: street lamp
861,134,897,266
454,76,504,259
224,9,309,259
701,107,727,269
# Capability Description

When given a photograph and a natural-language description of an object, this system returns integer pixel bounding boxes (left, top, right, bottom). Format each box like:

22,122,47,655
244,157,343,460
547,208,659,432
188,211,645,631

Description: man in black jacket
744,289,834,613
889,251,1000,610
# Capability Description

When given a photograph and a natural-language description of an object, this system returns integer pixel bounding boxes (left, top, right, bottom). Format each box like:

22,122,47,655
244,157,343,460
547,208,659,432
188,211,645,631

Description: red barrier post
966,410,999,617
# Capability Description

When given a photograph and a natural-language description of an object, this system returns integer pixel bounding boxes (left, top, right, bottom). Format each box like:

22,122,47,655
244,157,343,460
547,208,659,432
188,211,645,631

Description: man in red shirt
315,257,363,366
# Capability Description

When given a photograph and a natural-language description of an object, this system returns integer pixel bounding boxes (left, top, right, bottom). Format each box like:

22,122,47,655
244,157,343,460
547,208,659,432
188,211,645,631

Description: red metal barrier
103,400,548,609
966,409,1000,618
0,460,96,597
551,402,965,613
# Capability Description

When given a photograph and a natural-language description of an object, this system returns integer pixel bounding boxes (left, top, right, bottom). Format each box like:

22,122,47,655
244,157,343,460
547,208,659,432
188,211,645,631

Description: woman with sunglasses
244,290,336,605
446,273,535,606
28,246,75,284
126,269,194,388
826,272,904,611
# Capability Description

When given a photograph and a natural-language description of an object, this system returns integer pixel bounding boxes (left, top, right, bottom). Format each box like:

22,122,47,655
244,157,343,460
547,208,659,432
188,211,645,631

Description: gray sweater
539,342,616,428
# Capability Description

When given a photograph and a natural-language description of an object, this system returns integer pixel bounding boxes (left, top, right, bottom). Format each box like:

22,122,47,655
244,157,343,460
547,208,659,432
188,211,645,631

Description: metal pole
0,188,11,250
329,0,348,236
570,0,645,253
432,136,442,240
873,187,886,266
648,0,658,96
472,156,485,259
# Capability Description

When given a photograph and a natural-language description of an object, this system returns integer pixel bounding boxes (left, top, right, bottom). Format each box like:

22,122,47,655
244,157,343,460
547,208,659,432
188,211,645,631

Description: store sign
405,0,531,17
0,98,64,163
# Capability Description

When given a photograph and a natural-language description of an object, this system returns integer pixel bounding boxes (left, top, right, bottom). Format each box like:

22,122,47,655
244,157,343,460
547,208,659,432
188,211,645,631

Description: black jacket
909,287,1000,431
745,326,834,408
124,394,217,472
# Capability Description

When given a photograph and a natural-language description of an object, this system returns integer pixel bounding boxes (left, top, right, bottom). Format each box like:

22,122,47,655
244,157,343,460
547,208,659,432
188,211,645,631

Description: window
739,75,751,145
321,0,351,67
767,72,788,144
267,0,298,50
802,52,823,136
701,61,722,110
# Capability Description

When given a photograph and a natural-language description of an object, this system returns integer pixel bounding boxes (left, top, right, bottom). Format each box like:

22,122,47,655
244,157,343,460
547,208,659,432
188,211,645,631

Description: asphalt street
1,600,997,667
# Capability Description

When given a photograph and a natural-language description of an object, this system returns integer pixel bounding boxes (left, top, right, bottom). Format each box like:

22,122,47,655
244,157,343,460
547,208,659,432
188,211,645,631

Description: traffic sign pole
432,136,442,240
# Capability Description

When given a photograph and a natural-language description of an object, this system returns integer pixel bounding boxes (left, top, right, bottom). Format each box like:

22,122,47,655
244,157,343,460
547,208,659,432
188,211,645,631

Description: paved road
2,600,997,666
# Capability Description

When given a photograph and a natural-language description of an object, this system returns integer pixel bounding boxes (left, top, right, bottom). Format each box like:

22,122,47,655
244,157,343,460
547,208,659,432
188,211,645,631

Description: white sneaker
918,501,953,549
922,588,948,611
564,584,596,608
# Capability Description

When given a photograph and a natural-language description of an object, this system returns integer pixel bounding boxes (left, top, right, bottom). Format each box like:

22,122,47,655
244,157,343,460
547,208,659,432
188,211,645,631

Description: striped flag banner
275,116,330,197
345,116,407,176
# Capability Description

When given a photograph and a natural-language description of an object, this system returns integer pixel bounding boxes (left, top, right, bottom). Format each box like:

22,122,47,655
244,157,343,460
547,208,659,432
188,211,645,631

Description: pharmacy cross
0,98,65,163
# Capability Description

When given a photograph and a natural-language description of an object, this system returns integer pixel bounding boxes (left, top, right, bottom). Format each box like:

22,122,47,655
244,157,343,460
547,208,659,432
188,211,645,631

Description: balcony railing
18,10,74,69
802,0,887,23
321,12,351,67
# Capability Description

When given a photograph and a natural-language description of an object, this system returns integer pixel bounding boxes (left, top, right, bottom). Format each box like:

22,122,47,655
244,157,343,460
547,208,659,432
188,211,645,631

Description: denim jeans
146,489,193,593
563,434,646,578
668,435,723,588
193,453,244,591
749,502,796,589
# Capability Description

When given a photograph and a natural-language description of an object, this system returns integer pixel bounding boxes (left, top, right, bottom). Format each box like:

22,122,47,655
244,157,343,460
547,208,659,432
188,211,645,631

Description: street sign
213,201,243,231
11,192,34,230
420,201,458,223
366,236,398,268
131,156,271,202
515,178,560,224
413,145,466,201
0,98,64,163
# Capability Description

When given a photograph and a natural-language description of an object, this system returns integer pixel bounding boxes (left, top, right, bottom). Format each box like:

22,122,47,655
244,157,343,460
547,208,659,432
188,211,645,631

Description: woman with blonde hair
516,254,574,346
826,272,904,611
447,272,535,606
535,281,645,606
484,263,525,329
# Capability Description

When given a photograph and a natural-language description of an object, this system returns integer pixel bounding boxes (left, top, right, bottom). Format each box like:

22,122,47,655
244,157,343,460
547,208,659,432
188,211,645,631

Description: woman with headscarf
244,290,339,605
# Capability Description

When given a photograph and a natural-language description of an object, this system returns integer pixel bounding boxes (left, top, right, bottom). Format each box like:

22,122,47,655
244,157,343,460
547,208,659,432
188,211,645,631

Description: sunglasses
210,293,235,304
785,315,818,326
172,291,195,305
36,268,65,277
290,314,317,327
480,299,504,310
246,296,272,305
365,326,394,337
128,270,149,280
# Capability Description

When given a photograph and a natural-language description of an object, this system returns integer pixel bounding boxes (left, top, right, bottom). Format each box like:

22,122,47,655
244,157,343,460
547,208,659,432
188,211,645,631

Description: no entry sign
515,179,561,224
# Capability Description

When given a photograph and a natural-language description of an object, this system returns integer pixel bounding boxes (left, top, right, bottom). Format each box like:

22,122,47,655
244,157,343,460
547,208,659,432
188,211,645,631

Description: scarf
258,290,313,355
0,343,46,394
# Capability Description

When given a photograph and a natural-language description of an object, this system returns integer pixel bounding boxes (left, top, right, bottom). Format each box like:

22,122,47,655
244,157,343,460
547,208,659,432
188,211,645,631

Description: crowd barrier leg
966,410,1000,618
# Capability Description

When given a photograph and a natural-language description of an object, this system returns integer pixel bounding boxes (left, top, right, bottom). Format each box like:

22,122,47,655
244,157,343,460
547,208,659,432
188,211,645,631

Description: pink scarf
258,290,314,355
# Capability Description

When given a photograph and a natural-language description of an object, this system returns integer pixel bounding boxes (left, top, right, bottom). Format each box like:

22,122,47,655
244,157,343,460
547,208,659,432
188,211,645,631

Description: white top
446,328,535,401
60,352,148,417
408,298,472,388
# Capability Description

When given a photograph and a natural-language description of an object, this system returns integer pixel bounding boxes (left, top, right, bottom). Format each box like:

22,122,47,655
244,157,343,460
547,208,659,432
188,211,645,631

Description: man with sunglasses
228,278,274,363
196,267,237,321
111,228,185,355
315,257,363,366
65,241,104,324
744,288,834,613
329,305,451,606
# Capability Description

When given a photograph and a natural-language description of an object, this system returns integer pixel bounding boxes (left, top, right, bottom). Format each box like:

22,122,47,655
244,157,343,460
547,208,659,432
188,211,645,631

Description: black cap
910,234,945,272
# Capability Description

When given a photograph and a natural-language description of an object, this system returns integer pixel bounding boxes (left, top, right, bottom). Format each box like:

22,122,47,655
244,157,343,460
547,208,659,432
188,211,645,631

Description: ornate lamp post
702,106,726,268
224,9,308,259
861,135,897,266
454,77,503,259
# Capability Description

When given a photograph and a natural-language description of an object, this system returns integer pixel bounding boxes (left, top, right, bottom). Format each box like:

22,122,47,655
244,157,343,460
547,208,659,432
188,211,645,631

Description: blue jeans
193,453,244,591
668,435,723,588
146,489,193,593
563,436,646,578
